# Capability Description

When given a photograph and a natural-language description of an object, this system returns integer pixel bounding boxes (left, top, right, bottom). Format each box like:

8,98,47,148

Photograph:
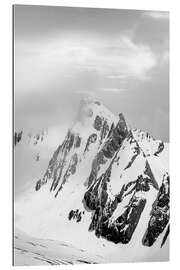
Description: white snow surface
14,98,169,265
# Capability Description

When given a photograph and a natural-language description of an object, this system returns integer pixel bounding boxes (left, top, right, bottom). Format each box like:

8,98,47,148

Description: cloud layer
16,35,158,94
14,6,169,142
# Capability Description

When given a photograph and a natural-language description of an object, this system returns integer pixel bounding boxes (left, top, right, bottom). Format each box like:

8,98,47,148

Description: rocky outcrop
142,173,169,247
68,209,85,223
99,120,109,146
83,152,159,244
161,225,169,248
35,144,62,191
34,130,75,192
94,115,103,131
154,141,164,156
14,131,23,146
35,179,41,191
74,135,81,148
124,131,140,170
102,113,128,159
84,134,97,154
28,130,48,145
97,197,146,244
54,153,78,197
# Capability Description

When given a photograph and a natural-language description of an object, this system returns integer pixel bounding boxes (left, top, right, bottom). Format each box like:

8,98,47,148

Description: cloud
105,74,128,79
98,88,127,93
15,35,157,95
75,90,93,95
73,36,156,80
143,11,169,20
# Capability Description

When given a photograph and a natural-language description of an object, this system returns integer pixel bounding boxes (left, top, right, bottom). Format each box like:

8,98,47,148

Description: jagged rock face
31,98,169,250
35,99,118,194
96,197,146,244
94,115,102,131
83,141,163,244
132,129,165,158
142,173,169,247
161,225,169,248
102,114,128,159
154,142,164,156
84,134,97,154
68,209,85,223
82,113,169,246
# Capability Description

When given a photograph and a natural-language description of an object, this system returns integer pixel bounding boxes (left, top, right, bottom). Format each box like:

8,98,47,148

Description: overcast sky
14,5,169,142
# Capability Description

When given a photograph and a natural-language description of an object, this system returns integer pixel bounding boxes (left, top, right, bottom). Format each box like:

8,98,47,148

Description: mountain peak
79,95,101,107
73,97,118,131
16,95,169,261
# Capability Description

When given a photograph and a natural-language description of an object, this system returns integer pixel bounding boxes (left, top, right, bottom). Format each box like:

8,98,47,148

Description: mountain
14,97,169,264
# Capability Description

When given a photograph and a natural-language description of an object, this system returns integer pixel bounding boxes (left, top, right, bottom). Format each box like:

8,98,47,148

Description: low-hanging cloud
15,35,157,95
98,87,127,93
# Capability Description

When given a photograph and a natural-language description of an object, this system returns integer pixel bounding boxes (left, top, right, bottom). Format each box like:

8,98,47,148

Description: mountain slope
15,97,169,264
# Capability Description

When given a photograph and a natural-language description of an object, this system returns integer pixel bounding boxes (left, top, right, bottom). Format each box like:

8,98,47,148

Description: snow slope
14,97,169,265
14,228,106,266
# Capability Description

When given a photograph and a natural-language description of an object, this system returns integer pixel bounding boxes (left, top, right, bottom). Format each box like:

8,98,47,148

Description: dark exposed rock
34,144,62,191
35,130,75,192
124,131,140,170
35,179,41,191
107,123,115,138
99,120,109,146
49,130,75,192
84,179,102,211
116,177,147,204
144,161,159,190
102,114,128,159
94,116,103,131
154,141,164,156
117,160,159,199
83,123,164,244
142,173,169,247
86,151,107,187
14,131,23,146
84,163,114,230
54,153,78,197
84,159,147,244
68,209,84,223
86,114,128,188
96,197,146,244
161,225,169,248
27,130,47,145
84,134,97,153
117,159,159,196
74,135,81,148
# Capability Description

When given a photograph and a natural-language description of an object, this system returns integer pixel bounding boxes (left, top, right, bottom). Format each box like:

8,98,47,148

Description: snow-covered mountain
14,97,169,264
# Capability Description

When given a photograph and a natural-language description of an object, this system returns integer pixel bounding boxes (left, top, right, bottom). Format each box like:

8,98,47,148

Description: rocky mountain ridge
15,98,169,262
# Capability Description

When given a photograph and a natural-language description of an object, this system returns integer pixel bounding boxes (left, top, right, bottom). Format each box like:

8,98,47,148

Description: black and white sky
14,5,169,142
